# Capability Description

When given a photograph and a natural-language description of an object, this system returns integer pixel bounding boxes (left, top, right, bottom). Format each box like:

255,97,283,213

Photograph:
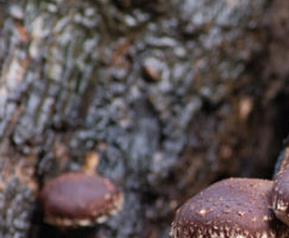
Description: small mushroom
39,172,123,228
171,178,289,238
272,168,289,226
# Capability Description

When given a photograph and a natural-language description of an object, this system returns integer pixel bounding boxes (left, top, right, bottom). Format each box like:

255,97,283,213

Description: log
0,0,288,237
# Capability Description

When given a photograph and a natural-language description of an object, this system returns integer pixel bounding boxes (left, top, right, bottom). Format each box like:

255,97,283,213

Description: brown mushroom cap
171,178,289,238
39,172,123,227
272,168,289,226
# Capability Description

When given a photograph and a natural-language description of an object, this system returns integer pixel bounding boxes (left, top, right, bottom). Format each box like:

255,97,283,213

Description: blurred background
0,0,288,237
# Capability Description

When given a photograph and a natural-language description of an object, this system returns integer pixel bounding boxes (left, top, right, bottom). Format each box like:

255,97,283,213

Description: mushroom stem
83,152,100,175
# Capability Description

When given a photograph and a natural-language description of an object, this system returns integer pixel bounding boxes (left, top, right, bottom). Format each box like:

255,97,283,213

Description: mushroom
39,172,124,228
272,167,289,226
273,148,289,177
171,178,289,238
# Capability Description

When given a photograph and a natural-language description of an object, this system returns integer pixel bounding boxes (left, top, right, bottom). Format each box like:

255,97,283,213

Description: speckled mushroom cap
171,178,289,238
272,168,289,226
39,172,124,227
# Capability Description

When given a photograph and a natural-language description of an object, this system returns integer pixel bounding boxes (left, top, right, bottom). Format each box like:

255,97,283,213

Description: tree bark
0,0,288,237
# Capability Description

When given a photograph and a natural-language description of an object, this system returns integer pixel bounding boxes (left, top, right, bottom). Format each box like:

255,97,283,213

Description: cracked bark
0,0,288,237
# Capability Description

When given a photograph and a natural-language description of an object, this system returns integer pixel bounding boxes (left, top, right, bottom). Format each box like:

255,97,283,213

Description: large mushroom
171,178,289,238
39,172,123,228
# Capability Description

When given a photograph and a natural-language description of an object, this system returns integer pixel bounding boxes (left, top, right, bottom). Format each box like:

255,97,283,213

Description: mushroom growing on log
39,172,124,228
171,178,289,238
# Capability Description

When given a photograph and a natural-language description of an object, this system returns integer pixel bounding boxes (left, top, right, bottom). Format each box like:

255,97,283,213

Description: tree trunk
0,0,288,237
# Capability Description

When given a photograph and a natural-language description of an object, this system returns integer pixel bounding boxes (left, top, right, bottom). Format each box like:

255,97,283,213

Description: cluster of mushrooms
170,148,289,238
38,148,289,237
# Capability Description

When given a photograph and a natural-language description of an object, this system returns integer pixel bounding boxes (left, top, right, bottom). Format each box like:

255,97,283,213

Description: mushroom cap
39,172,123,227
272,168,289,226
171,178,289,238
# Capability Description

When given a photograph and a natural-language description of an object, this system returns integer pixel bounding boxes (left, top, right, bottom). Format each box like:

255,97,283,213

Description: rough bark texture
0,0,288,238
